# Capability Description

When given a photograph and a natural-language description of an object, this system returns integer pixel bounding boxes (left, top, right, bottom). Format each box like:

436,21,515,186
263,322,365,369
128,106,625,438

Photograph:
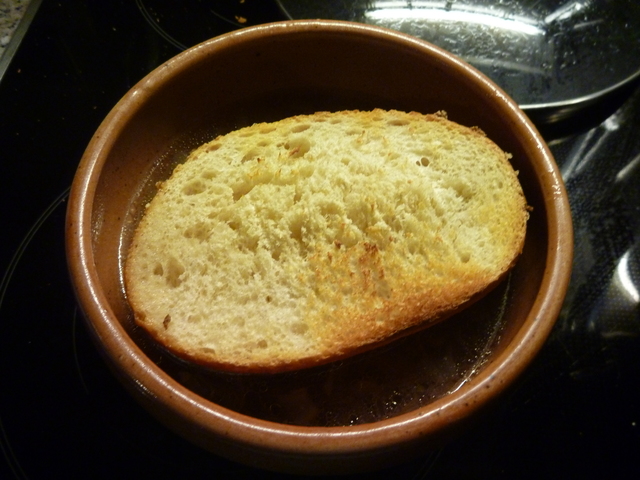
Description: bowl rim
65,19,573,457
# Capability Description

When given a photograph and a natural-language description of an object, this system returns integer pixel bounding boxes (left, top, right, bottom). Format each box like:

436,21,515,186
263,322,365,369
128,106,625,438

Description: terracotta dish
66,20,573,475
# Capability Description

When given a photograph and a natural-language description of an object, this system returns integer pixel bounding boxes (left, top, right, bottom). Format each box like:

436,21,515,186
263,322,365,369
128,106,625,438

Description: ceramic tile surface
0,0,31,59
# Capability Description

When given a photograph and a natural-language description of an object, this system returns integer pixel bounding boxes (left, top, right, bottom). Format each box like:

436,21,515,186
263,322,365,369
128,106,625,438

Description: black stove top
1,1,639,478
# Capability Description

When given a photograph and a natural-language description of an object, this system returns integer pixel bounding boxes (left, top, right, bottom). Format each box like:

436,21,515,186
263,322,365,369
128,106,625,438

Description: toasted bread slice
124,109,528,373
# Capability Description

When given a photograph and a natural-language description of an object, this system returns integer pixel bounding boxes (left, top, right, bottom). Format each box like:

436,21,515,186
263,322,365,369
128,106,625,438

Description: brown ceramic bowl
66,20,573,475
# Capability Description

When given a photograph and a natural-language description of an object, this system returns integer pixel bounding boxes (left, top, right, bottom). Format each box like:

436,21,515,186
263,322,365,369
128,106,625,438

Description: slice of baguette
124,109,528,373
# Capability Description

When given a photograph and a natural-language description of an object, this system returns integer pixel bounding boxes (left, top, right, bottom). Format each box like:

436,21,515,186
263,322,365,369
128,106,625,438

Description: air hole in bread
259,126,276,134
153,263,163,276
166,256,185,288
232,317,245,328
346,128,362,136
337,231,358,248
201,170,216,179
201,347,216,355
290,322,309,335
232,182,253,202
298,162,315,179
242,147,261,162
284,136,311,158
289,220,304,243
457,184,475,202
420,157,430,167
205,143,221,152
257,339,268,349
320,200,341,216
182,179,206,195
183,222,209,241
291,123,311,133
376,280,391,299
345,207,368,235
446,179,475,201
430,198,445,217
387,119,410,126
257,139,270,147
241,237,259,252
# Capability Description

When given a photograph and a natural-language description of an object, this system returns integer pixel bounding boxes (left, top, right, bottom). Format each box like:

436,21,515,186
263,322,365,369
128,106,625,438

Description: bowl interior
75,22,564,433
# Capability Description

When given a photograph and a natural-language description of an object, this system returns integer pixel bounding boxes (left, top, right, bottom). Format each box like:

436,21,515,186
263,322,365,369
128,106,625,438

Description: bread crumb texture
125,109,528,372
